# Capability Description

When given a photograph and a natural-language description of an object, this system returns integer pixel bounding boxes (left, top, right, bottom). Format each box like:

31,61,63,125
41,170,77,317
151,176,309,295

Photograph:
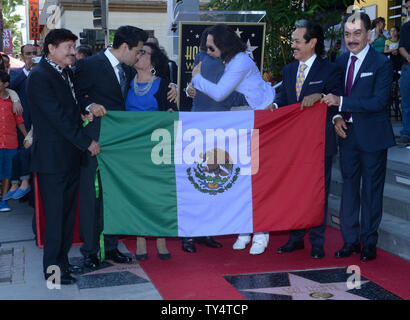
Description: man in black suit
74,26,148,268
27,29,100,284
273,20,343,259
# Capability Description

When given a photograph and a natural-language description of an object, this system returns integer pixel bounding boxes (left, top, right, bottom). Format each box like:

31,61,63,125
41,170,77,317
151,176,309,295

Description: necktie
296,63,307,101
344,55,358,121
117,63,127,98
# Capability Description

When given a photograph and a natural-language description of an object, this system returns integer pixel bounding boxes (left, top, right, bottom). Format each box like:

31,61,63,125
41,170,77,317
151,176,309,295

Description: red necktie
344,55,358,121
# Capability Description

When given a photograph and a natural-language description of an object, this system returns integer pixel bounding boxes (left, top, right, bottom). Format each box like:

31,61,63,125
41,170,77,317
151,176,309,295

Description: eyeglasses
138,50,152,56
206,45,216,53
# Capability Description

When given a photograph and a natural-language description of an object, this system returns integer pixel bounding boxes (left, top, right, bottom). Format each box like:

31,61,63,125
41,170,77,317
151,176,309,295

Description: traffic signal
79,30,89,45
93,0,108,29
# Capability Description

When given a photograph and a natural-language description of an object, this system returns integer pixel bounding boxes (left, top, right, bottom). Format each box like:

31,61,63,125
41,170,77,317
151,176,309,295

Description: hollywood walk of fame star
246,39,258,60
195,34,200,39
81,261,151,282
235,28,243,38
242,273,369,300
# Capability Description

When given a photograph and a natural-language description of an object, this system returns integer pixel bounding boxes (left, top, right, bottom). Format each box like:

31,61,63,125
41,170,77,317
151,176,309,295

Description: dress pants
37,169,79,273
399,65,410,138
339,124,387,247
79,153,118,257
288,155,333,247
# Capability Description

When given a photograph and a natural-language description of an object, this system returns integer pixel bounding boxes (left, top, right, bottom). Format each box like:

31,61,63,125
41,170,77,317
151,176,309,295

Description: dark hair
200,27,212,51
343,12,372,32
207,24,247,63
1,54,10,63
113,25,148,50
0,70,10,83
76,45,93,58
147,35,159,47
43,28,78,56
21,44,35,55
0,56,5,71
143,42,170,80
295,20,325,57
391,25,400,33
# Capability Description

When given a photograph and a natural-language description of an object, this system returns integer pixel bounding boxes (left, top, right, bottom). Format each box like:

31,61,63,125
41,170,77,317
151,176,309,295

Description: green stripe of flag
98,111,179,236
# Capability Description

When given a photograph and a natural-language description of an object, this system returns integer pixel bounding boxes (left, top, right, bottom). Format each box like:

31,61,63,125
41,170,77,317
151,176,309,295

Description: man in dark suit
322,12,395,261
274,20,343,259
27,29,100,284
74,26,148,268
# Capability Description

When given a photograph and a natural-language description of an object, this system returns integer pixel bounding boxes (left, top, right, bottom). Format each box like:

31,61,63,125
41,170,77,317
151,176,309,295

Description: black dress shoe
181,238,196,253
65,263,83,274
335,242,361,258
105,249,132,264
83,254,100,269
44,271,76,285
360,245,377,261
310,246,325,259
195,236,223,248
277,241,304,254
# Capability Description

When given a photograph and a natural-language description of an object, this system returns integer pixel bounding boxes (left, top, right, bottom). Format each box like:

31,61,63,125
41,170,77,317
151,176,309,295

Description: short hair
1,54,10,62
294,20,325,57
43,28,78,56
207,24,247,63
76,45,93,58
112,25,148,50
21,44,35,55
343,12,372,32
143,42,170,80
0,70,10,83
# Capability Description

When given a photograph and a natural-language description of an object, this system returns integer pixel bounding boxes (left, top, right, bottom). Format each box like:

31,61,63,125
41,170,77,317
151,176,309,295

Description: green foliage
207,0,354,79
2,0,24,53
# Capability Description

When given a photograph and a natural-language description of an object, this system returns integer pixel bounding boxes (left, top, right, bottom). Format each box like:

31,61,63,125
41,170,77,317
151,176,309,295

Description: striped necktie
296,63,307,101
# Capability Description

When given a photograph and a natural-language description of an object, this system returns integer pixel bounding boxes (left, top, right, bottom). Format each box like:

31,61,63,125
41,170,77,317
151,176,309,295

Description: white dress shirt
104,48,122,84
191,52,275,110
296,54,317,83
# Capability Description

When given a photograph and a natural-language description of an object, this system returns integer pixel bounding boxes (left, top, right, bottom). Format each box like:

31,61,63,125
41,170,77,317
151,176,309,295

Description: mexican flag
98,102,326,237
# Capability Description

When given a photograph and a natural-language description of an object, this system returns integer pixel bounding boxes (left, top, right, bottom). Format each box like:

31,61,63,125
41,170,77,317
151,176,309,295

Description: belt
345,122,353,127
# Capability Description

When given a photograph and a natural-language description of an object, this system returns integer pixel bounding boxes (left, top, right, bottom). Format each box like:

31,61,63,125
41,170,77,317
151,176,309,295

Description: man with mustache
274,20,343,259
27,29,100,284
322,12,395,261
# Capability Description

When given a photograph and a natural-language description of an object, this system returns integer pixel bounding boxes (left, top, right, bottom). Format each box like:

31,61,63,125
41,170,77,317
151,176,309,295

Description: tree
2,0,24,53
207,0,353,79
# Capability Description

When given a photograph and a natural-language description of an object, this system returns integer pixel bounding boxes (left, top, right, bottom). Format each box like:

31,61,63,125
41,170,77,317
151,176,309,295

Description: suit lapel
98,51,124,99
299,57,322,100
351,47,374,90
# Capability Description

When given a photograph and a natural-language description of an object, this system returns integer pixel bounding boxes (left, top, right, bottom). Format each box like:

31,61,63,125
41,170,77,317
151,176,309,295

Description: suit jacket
274,56,344,156
10,67,32,131
27,58,92,174
336,46,395,152
74,51,135,140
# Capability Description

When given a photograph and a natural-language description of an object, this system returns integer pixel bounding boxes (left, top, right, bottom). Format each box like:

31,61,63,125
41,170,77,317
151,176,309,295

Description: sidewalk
0,200,162,300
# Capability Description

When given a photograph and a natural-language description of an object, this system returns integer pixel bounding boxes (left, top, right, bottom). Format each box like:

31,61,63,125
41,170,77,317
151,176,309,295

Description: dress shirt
104,49,122,84
23,67,30,77
191,52,274,110
296,54,317,83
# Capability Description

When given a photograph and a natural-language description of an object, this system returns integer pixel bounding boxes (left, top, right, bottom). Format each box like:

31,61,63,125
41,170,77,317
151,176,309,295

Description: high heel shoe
136,237,148,260
156,238,171,260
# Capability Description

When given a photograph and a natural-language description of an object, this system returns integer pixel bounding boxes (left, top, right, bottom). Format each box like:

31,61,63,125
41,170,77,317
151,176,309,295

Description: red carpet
124,227,410,300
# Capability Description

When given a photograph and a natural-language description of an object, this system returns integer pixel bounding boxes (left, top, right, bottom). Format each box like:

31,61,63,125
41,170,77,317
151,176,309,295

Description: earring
150,66,156,75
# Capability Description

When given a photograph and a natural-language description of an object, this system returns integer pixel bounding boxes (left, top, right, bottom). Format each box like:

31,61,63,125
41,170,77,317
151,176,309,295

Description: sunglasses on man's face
206,45,216,53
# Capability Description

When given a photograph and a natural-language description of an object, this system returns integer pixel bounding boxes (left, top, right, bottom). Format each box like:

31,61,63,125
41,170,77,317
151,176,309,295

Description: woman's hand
186,86,196,99
81,113,94,123
167,83,177,103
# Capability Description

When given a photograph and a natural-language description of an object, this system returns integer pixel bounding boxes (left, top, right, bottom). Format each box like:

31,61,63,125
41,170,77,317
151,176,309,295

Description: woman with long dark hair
191,23,275,110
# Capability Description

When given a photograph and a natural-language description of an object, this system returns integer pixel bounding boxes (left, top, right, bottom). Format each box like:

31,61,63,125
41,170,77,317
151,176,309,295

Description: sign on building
29,0,40,40
3,29,13,54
